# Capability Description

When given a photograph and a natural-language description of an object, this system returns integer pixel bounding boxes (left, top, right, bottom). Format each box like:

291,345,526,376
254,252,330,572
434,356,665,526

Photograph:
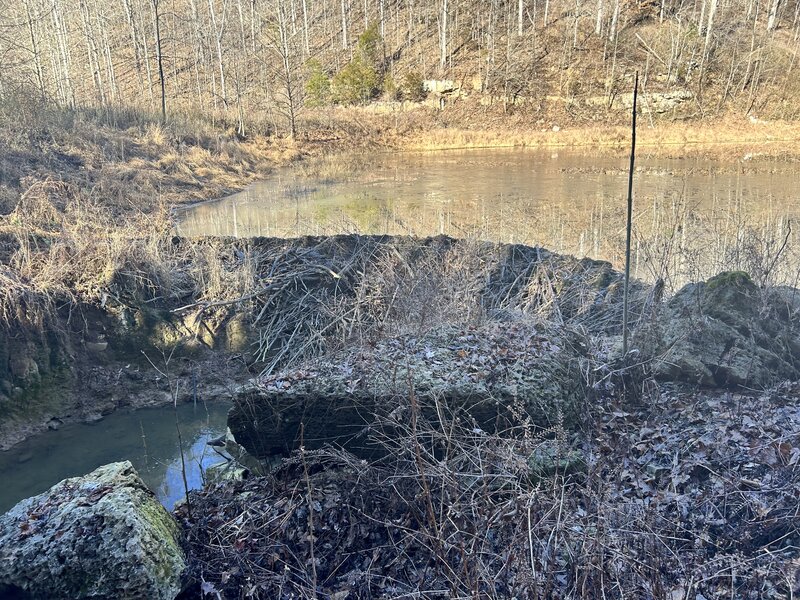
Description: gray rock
656,272,800,387
229,321,587,459
0,461,186,600
205,461,249,485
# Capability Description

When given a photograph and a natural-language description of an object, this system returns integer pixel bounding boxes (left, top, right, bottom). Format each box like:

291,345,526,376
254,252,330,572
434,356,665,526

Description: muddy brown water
0,402,229,512
177,148,800,289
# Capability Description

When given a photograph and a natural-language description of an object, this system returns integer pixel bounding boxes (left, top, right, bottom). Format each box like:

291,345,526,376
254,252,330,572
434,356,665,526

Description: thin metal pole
622,71,639,356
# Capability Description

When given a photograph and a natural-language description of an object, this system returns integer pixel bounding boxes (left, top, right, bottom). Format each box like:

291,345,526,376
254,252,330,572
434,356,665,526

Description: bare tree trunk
341,0,348,48
99,10,120,104
276,0,298,139
151,0,166,120
302,0,310,56
121,0,146,97
705,0,718,49
23,0,46,98
79,0,106,106
767,0,781,30
49,0,76,107
440,0,448,69
698,0,718,88
209,0,229,108
188,0,210,109
595,0,604,36
137,0,155,104
518,0,524,35
608,0,620,41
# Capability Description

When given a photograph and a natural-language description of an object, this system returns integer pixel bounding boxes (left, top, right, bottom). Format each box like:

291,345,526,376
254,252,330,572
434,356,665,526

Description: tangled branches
175,235,649,377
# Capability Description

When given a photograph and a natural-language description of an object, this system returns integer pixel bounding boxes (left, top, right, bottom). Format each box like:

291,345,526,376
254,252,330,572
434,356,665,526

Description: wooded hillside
2,0,800,135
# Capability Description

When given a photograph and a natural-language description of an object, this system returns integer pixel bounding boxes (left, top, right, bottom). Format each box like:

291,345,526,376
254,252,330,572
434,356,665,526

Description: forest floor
183,380,800,599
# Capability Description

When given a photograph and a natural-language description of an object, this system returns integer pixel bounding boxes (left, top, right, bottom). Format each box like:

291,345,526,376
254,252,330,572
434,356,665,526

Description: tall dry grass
0,179,262,328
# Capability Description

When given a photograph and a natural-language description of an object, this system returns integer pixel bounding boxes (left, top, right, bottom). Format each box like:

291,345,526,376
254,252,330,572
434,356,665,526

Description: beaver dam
2,232,800,599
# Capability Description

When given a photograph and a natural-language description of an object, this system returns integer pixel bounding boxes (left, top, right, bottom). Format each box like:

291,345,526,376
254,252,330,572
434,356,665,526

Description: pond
177,148,800,289
0,402,229,513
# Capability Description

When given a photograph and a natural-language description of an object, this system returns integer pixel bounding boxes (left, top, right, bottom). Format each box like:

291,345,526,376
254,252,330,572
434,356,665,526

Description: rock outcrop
656,272,800,387
229,320,587,459
0,461,186,600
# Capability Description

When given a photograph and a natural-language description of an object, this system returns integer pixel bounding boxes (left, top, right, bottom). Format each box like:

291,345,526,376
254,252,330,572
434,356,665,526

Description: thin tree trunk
138,0,155,104
79,0,106,106
440,0,448,69
121,0,146,97
49,0,75,106
302,0,310,56
341,0,348,48
595,0,604,36
609,0,620,41
99,10,120,104
276,0,297,139
151,0,166,120
767,0,781,30
209,0,229,108
23,0,46,99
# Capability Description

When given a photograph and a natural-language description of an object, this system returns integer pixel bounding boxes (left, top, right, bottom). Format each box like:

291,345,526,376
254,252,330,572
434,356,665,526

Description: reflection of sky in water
154,432,224,509
0,402,229,513
178,149,800,240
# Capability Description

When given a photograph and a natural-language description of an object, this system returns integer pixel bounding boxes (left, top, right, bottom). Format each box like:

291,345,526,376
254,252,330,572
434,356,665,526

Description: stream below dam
0,402,229,512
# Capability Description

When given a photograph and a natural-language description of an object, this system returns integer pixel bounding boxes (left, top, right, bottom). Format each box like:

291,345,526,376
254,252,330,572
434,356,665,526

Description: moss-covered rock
656,272,800,387
0,461,186,600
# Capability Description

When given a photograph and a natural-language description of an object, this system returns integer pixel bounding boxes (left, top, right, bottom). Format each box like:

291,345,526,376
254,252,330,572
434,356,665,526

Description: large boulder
656,272,800,387
0,461,186,600
229,320,587,459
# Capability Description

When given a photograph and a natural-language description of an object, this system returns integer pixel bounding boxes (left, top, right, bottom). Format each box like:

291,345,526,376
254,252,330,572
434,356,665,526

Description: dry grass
0,179,264,329
295,102,800,160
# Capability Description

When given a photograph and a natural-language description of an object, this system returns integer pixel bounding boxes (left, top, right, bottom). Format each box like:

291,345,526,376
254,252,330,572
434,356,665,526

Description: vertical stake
622,71,639,356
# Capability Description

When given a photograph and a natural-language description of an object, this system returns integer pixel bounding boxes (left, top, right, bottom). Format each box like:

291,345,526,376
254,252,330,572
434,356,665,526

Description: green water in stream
0,402,229,512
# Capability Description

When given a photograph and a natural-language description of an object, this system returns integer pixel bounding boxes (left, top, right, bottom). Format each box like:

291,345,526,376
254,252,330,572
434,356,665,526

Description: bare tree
268,0,303,138
440,0,448,69
22,0,46,98
151,0,166,119
209,0,229,108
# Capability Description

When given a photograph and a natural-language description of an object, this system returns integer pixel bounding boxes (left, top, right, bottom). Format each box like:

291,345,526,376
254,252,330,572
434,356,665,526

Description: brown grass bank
301,103,800,160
